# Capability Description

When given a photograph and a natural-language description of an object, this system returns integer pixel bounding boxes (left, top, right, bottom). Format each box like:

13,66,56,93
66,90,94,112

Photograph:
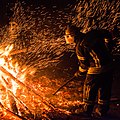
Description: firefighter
64,25,114,118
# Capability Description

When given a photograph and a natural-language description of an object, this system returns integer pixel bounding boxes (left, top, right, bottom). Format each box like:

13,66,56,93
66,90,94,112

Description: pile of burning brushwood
0,44,84,119
0,0,119,119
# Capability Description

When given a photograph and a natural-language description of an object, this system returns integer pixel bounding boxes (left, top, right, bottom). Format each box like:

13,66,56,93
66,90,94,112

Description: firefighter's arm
74,42,89,77
75,46,89,77
74,56,88,77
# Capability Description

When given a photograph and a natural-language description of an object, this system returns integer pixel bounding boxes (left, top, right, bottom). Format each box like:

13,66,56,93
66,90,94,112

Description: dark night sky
0,0,77,26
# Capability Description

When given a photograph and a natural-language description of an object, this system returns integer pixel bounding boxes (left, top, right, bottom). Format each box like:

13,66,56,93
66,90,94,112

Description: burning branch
0,102,23,120
5,87,33,116
0,66,56,111
9,48,27,56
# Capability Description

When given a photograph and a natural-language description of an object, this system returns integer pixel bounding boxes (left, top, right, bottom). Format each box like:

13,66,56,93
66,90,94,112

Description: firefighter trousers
83,72,113,115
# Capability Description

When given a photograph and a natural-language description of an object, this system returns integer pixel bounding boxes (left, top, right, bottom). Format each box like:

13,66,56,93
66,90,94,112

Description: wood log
0,102,23,120
0,66,56,111
1,75,18,114
8,90,33,115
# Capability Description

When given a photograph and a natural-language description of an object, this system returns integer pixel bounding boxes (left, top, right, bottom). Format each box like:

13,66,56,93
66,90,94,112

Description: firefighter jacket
75,29,114,74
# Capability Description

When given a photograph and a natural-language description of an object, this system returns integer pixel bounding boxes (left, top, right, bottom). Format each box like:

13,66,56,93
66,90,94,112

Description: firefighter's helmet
65,26,74,44
65,25,84,44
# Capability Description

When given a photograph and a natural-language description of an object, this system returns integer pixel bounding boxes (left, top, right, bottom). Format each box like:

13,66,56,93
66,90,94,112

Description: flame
0,44,36,113
0,36,83,119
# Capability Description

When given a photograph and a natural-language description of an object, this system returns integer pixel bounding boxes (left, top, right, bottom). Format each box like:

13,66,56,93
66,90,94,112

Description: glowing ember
0,43,83,119
0,44,35,113
0,0,119,119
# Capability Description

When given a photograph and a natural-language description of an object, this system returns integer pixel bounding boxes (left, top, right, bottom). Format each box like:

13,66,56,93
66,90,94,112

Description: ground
0,52,120,120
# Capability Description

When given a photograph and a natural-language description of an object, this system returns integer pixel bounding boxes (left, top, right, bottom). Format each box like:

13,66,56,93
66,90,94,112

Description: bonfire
0,0,119,119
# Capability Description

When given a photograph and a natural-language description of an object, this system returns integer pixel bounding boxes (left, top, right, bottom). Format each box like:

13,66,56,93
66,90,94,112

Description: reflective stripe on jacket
75,30,113,74
87,63,113,74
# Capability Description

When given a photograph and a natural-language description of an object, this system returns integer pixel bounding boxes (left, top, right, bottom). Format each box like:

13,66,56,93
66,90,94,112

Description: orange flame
0,44,36,112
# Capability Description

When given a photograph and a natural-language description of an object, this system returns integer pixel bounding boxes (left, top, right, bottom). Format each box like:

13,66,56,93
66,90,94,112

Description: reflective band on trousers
87,64,112,74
